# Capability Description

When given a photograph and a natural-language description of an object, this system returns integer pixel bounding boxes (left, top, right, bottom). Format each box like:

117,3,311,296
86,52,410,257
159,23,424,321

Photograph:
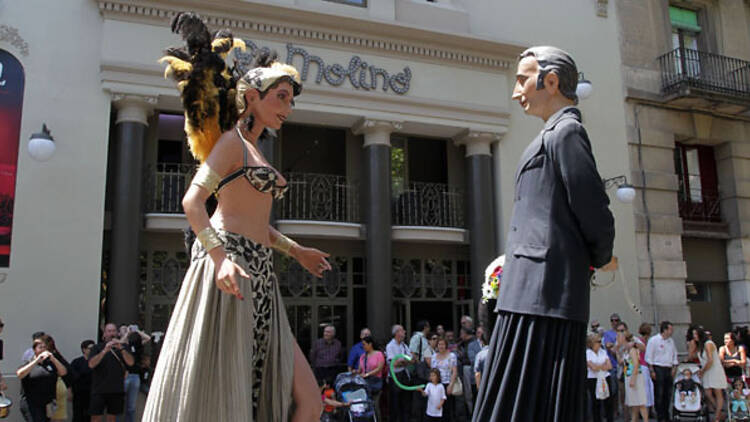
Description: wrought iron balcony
658,48,750,104
678,195,721,223
276,172,360,223
144,166,361,224
144,163,195,214
392,182,465,228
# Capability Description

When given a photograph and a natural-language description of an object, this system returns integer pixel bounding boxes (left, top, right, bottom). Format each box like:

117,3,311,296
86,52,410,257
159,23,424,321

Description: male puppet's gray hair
519,46,579,104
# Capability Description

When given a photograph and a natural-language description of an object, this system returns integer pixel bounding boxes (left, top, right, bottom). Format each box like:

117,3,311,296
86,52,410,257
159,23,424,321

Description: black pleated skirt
472,311,587,422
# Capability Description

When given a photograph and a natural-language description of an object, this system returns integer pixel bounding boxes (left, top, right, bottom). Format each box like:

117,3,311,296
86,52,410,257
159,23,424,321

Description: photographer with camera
16,335,68,422
88,323,134,422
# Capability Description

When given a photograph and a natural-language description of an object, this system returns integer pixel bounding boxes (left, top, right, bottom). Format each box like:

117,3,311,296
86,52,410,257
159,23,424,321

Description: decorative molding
453,130,505,157
391,226,467,244
276,220,363,240
0,25,30,57
97,0,515,70
596,0,609,18
112,94,157,125
352,118,403,147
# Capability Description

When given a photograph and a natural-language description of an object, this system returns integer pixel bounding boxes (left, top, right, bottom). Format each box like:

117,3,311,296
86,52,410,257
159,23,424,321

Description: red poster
0,49,24,267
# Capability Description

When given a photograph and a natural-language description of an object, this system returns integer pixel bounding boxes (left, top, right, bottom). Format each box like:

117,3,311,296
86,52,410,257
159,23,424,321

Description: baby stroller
727,375,750,421
334,372,377,422
671,362,708,421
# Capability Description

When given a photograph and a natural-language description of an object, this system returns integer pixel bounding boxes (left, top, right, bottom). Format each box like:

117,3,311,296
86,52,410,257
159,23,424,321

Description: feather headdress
159,12,246,163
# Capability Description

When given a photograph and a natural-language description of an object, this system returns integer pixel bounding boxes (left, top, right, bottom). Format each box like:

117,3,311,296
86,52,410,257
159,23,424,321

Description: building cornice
97,0,523,70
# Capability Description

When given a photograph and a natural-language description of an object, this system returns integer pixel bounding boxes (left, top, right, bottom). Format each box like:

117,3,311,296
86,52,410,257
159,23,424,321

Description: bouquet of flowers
482,255,505,303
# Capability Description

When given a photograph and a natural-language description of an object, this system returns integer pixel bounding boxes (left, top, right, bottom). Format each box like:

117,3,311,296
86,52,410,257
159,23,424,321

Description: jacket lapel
514,106,581,184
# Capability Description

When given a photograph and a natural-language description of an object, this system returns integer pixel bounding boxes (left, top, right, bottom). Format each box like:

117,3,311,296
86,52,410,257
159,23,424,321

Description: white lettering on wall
234,41,412,95
0,62,6,87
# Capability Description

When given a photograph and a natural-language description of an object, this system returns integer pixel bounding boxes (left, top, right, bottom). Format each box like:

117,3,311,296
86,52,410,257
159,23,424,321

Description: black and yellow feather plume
159,12,245,163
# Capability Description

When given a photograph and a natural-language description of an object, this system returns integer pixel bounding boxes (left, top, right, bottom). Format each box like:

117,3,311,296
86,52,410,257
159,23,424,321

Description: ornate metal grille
658,48,750,99
392,258,469,300
392,182,465,228
276,172,359,223
139,248,189,335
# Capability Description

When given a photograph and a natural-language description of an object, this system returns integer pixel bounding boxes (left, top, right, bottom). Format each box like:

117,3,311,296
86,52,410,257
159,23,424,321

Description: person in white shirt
386,324,413,422
418,369,447,422
586,333,614,422
645,321,678,422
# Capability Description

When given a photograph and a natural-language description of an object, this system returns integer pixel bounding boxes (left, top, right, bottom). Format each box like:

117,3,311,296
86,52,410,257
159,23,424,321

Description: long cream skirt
142,230,295,421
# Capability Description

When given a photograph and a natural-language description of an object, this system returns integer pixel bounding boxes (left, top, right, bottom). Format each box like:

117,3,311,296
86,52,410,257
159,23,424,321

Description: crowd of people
313,316,488,422
3,321,152,422
6,313,750,422
587,314,750,422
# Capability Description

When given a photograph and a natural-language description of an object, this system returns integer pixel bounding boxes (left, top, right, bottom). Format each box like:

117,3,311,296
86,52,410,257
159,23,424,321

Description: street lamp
28,124,56,162
577,72,592,100
603,175,635,203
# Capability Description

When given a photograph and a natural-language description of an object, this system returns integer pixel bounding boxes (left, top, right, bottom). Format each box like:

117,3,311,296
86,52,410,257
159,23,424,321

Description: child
417,368,447,422
675,368,698,406
730,378,749,416
320,377,349,422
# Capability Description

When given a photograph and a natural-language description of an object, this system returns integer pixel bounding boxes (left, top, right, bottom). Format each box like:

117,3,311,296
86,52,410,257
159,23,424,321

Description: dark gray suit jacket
495,106,615,323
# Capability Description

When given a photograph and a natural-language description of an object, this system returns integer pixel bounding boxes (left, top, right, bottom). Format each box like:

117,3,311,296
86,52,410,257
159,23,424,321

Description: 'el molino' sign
235,40,412,95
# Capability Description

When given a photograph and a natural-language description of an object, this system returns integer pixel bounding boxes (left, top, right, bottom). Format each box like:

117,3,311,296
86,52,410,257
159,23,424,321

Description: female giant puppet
142,13,330,421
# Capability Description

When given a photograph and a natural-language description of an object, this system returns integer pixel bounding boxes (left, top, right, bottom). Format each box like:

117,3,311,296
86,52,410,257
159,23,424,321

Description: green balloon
389,353,426,391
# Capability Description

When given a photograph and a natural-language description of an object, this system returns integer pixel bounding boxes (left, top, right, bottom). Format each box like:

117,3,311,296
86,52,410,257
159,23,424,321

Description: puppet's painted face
247,81,295,130
512,56,548,119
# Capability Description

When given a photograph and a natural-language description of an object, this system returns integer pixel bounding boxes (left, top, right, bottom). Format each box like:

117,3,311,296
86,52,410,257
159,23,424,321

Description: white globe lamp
28,124,56,162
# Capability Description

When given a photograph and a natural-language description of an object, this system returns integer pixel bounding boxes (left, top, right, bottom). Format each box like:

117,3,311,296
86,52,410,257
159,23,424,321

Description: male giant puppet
473,47,616,421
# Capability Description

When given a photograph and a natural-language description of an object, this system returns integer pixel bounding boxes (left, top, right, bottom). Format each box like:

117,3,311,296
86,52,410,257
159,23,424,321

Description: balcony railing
679,196,721,223
144,163,195,214
276,172,360,223
392,182,465,228
658,47,750,99
143,166,464,229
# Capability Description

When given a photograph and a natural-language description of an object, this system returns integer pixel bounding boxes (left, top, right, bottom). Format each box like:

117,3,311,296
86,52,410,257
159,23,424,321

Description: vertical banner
0,49,24,267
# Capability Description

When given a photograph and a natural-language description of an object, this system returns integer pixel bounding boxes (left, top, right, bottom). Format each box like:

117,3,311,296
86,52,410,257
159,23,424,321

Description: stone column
107,94,154,325
455,131,500,311
353,119,402,342
626,104,690,347
716,142,750,326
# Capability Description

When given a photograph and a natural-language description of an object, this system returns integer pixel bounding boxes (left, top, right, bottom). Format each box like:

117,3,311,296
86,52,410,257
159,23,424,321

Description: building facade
615,0,750,342
0,1,639,416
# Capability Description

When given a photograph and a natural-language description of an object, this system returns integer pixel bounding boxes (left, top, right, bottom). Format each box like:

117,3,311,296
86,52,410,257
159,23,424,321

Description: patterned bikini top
216,128,289,200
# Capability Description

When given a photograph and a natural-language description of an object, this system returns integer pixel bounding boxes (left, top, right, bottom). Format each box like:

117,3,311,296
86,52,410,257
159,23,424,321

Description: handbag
450,376,464,396
595,372,610,400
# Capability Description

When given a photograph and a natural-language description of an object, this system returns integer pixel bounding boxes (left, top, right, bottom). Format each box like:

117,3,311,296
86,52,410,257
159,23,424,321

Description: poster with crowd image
0,49,23,267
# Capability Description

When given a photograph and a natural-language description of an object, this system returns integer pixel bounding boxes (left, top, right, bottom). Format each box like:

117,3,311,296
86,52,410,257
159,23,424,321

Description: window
670,6,702,51
686,282,711,302
324,0,366,7
674,142,720,222
670,6,703,78
0,49,24,267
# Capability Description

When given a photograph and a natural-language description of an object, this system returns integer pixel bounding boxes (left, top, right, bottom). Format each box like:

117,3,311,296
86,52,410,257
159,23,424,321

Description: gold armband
272,233,298,256
197,227,223,252
191,164,221,194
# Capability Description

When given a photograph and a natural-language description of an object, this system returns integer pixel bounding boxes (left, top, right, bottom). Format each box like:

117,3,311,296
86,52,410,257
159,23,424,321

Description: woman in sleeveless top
720,331,747,382
143,14,329,421
621,332,647,422
690,326,727,422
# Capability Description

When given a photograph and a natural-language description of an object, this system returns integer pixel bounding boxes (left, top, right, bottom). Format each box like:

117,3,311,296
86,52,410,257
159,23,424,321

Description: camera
128,324,138,333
